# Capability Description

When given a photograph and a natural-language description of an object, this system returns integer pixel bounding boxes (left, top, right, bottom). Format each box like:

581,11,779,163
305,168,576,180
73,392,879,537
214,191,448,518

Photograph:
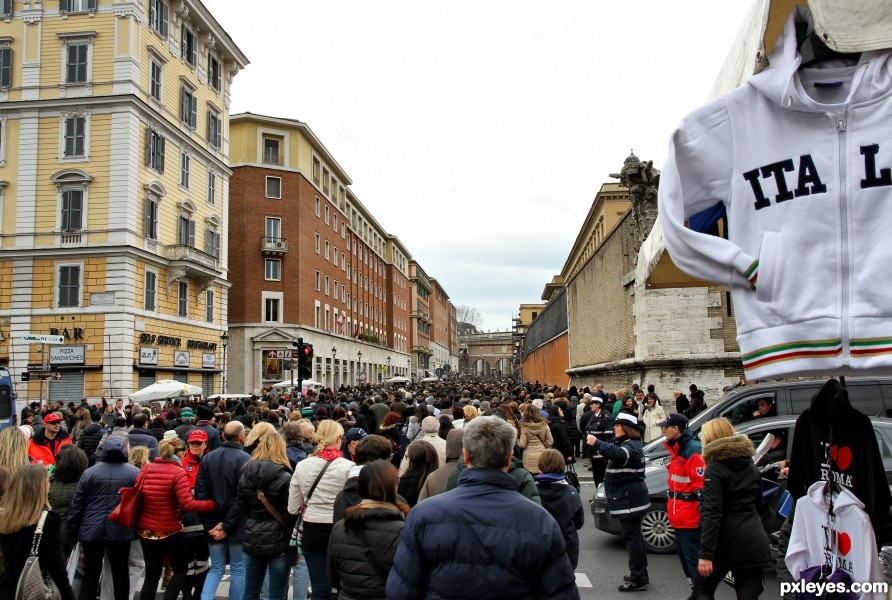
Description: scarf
316,446,343,462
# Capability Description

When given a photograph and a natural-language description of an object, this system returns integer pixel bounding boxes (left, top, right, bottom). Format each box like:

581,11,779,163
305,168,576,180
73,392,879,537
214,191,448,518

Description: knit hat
180,409,194,420
196,405,214,422
162,430,179,442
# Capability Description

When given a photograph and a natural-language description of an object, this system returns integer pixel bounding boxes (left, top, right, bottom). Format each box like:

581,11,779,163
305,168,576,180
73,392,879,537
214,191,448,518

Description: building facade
0,0,247,403
226,112,421,393
408,259,432,378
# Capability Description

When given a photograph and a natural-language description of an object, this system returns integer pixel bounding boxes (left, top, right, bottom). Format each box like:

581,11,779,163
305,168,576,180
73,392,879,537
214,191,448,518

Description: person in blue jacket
386,416,579,600
68,435,141,600
587,411,650,592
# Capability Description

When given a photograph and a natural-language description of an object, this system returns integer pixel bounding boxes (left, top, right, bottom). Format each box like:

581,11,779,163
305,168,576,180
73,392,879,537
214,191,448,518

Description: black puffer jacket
699,434,772,570
48,479,79,547
327,504,405,600
237,459,294,557
77,423,105,466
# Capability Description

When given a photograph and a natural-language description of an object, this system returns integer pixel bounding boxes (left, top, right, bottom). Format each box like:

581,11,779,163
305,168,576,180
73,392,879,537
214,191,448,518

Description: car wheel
640,501,675,554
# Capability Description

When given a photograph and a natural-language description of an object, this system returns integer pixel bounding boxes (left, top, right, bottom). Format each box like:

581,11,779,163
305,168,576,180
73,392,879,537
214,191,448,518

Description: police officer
584,397,613,487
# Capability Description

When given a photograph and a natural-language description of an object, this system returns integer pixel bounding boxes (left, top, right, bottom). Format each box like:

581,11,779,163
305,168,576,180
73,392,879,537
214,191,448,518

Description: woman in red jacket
136,437,215,600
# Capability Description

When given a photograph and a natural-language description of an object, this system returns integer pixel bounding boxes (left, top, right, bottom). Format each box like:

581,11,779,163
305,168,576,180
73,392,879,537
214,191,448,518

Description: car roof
737,414,892,431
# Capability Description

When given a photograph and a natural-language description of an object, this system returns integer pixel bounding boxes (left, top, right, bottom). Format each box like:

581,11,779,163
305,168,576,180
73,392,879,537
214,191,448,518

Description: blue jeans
243,551,293,600
292,558,310,600
201,541,245,600
675,527,701,585
302,550,334,600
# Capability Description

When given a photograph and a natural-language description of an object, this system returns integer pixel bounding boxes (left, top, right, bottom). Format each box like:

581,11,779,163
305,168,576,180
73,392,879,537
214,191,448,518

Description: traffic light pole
292,337,303,408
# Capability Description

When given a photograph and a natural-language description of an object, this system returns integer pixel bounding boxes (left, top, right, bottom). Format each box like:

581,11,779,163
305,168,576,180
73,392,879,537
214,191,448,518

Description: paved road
575,479,781,599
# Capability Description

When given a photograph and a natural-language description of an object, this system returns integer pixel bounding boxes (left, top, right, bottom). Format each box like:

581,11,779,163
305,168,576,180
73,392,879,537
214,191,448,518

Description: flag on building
336,314,345,333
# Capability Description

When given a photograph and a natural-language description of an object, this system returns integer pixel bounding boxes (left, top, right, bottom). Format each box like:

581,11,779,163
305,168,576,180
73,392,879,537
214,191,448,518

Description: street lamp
387,356,391,376
331,347,337,389
357,350,362,385
220,331,229,395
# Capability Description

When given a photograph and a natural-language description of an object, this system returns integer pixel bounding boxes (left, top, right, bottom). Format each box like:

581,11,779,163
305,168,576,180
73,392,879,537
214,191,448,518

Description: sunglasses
188,441,205,445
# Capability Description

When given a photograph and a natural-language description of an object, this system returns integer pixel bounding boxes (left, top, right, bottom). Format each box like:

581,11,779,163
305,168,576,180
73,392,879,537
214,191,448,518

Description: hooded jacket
664,430,705,529
76,422,105,466
27,428,72,466
68,437,140,542
786,481,884,599
699,434,772,570
658,5,892,380
535,473,585,570
237,459,295,556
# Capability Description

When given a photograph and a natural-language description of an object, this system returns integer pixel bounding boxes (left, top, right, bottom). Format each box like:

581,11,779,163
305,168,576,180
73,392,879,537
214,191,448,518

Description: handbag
256,490,300,565
565,462,581,492
15,510,62,600
108,479,143,529
289,460,333,553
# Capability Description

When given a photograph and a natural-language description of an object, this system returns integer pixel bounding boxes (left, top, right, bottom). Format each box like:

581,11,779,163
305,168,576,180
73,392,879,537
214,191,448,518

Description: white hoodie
658,6,892,380
786,481,883,599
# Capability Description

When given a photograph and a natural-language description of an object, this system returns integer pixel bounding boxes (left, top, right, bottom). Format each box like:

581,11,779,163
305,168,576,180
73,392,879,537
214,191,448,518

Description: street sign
28,371,61,381
21,334,64,344
27,364,52,371
435,368,443,377
267,349,293,359
443,364,451,373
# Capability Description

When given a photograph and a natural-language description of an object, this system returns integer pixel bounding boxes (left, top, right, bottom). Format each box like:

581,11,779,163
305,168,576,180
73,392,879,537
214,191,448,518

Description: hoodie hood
805,478,865,514
702,434,754,465
749,5,891,111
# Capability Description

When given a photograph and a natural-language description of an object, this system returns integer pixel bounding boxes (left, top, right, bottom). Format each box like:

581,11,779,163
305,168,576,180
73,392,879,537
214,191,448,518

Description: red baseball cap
187,429,208,443
43,413,63,424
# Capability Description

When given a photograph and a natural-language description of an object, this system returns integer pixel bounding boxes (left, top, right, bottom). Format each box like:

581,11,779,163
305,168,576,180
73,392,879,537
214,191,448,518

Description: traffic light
298,343,314,379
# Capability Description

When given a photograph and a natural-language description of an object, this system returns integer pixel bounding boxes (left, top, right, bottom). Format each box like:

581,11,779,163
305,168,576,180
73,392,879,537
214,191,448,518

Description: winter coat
68,443,140,542
28,429,72,466
381,426,409,470
664,431,705,529
48,479,79,547
641,404,666,443
386,468,578,600
286,442,308,470
287,455,355,523
136,457,215,533
149,427,166,442
684,391,706,419
535,474,585,569
517,421,554,475
699,434,772,570
334,468,411,523
0,511,75,600
127,428,160,461
397,468,426,508
548,418,574,463
76,422,105,466
327,503,405,599
594,436,649,519
195,441,251,541
237,459,295,556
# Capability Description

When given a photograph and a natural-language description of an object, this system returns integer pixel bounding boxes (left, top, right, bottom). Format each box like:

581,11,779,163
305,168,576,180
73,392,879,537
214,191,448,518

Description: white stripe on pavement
576,573,593,588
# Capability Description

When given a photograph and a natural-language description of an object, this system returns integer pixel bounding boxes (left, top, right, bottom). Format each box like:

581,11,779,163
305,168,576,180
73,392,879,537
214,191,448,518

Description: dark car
642,377,892,466
591,416,892,553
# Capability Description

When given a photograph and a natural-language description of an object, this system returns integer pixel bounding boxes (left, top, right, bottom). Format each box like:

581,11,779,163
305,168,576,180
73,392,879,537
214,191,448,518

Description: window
264,298,280,323
205,228,220,257
1,0,10,17
179,152,190,188
149,60,162,100
58,264,81,308
322,168,330,195
324,240,330,260
207,55,222,92
206,171,216,205
144,270,157,310
265,217,281,240
333,282,338,300
265,176,281,199
315,270,321,291
265,259,281,281
312,158,320,185
144,196,159,239
0,47,11,88
314,233,320,254
180,87,197,127
325,276,330,295
324,205,330,224
60,0,96,13
146,128,165,173
333,215,338,232
62,116,86,158
60,189,83,231
181,26,197,66
207,110,222,149
205,290,214,323
315,197,320,217
178,215,195,246
178,281,188,317
66,43,88,83
263,137,281,165
149,0,168,37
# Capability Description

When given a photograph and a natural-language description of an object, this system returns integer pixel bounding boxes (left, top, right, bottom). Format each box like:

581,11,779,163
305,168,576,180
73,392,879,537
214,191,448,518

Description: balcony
165,244,220,280
261,236,288,255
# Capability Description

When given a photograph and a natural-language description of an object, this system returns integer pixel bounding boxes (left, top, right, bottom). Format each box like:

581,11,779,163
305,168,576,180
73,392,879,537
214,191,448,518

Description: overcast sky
205,0,753,331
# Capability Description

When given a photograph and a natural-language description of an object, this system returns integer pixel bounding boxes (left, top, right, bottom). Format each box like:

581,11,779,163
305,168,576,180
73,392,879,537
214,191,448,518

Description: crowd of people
0,377,769,600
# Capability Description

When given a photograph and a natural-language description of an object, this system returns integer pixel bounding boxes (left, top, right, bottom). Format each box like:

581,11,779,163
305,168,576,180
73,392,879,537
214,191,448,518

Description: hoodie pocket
756,231,780,304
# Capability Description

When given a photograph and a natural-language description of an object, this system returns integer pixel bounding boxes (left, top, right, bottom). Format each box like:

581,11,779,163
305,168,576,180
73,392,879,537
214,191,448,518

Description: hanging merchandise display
786,379,891,542
786,481,883,600
657,5,892,380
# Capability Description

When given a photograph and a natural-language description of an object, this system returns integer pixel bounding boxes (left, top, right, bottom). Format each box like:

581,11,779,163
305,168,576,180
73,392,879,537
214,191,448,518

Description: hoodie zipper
837,113,850,365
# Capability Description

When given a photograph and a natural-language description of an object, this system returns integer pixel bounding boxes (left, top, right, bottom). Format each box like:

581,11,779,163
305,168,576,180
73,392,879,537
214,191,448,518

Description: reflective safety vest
665,432,705,529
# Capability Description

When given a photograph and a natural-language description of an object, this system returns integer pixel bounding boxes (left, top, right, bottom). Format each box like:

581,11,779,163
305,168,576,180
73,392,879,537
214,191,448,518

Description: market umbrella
129,379,203,403
271,378,323,389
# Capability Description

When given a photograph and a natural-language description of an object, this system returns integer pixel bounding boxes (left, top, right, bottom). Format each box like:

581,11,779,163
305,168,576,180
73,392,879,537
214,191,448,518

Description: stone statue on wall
610,151,661,244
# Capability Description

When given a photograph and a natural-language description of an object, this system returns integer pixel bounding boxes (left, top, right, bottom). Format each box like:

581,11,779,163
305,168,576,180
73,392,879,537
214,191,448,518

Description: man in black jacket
127,412,160,460
195,421,249,600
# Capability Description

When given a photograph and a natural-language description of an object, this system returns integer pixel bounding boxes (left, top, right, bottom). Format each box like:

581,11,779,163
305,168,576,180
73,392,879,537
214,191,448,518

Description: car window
720,392,777,427
845,384,884,417
874,427,892,458
790,386,819,414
